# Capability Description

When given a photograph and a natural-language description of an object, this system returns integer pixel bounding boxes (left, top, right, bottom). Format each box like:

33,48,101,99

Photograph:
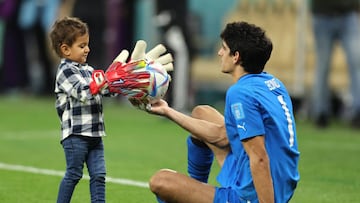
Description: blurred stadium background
0,0,352,115
1,0,360,202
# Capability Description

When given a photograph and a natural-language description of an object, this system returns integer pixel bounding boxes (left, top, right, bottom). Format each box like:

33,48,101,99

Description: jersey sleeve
226,86,265,140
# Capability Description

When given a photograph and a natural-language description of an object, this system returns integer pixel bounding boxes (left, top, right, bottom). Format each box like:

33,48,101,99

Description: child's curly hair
49,16,89,57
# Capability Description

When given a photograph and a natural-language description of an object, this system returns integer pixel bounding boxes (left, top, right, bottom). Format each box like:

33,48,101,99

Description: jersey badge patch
231,103,245,120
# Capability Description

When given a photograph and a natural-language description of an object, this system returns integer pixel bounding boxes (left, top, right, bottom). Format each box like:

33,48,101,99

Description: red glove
105,60,152,99
102,40,174,99
89,70,107,95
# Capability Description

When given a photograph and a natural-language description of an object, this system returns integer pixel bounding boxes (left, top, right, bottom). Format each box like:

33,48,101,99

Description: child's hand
89,70,108,95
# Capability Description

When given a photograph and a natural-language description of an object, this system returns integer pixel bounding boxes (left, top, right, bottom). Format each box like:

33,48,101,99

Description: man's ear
60,44,71,56
233,51,241,65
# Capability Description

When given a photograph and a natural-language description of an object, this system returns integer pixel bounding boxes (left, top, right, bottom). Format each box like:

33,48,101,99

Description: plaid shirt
55,59,111,140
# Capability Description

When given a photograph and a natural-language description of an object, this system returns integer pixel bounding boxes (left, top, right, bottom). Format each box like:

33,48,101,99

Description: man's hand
148,99,169,115
128,97,169,115
128,97,151,111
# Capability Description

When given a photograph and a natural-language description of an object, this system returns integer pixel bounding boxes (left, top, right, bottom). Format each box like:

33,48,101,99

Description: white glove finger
138,103,151,111
162,63,174,72
130,40,147,61
145,103,152,112
145,44,166,61
113,49,129,63
154,53,173,65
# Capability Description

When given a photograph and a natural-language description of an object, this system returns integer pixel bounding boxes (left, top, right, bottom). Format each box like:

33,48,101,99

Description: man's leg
156,195,166,203
190,105,229,167
150,169,216,203
187,136,214,183
152,105,229,202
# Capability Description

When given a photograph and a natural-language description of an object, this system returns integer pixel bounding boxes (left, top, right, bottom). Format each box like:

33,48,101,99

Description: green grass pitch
0,96,359,202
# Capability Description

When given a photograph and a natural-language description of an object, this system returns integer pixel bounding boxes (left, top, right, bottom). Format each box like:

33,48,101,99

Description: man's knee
149,169,177,194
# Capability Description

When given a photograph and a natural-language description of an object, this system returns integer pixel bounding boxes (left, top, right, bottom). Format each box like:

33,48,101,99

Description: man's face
218,40,236,74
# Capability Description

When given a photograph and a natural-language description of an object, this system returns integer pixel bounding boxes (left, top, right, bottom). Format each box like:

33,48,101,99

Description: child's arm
56,65,97,102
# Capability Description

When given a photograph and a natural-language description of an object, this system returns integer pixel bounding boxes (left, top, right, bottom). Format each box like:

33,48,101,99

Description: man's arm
242,136,274,203
149,100,229,148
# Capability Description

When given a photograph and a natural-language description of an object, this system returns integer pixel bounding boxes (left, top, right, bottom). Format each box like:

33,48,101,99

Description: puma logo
237,122,246,131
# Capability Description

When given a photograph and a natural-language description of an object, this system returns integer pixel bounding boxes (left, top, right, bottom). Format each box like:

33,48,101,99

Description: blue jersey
217,72,300,202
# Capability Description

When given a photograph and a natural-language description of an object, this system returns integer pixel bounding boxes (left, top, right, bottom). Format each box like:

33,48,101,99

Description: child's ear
60,44,71,56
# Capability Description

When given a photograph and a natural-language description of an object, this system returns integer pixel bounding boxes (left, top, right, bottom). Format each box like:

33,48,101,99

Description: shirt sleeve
56,64,93,102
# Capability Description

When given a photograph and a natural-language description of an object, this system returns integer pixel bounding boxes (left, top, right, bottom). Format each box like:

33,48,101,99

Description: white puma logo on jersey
237,122,246,131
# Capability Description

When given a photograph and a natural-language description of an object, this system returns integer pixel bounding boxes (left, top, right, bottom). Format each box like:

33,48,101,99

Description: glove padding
89,70,107,95
103,40,174,99
105,60,152,99
128,97,151,111
145,43,174,72
128,40,174,72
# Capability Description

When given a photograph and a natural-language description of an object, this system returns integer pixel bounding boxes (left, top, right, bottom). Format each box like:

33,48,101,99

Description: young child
49,16,113,203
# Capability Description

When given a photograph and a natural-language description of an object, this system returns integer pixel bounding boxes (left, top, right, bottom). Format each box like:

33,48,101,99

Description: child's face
64,34,90,64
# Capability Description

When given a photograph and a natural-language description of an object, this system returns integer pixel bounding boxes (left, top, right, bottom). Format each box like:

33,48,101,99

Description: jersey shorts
214,187,258,203
214,152,258,203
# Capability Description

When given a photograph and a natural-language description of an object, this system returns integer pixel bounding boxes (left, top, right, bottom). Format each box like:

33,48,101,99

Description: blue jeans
312,12,360,117
57,135,106,203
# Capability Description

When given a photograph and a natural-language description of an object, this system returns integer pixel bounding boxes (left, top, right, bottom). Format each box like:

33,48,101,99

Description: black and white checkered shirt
55,59,112,140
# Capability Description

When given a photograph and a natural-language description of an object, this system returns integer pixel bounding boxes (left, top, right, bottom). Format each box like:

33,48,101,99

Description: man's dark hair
220,21,273,74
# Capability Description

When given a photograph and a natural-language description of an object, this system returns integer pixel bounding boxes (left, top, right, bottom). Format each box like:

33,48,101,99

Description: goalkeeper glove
128,97,151,111
103,40,174,98
145,43,174,72
105,60,152,98
89,70,108,95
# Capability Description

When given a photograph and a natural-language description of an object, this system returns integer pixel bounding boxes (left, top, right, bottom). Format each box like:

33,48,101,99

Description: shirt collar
61,58,87,68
